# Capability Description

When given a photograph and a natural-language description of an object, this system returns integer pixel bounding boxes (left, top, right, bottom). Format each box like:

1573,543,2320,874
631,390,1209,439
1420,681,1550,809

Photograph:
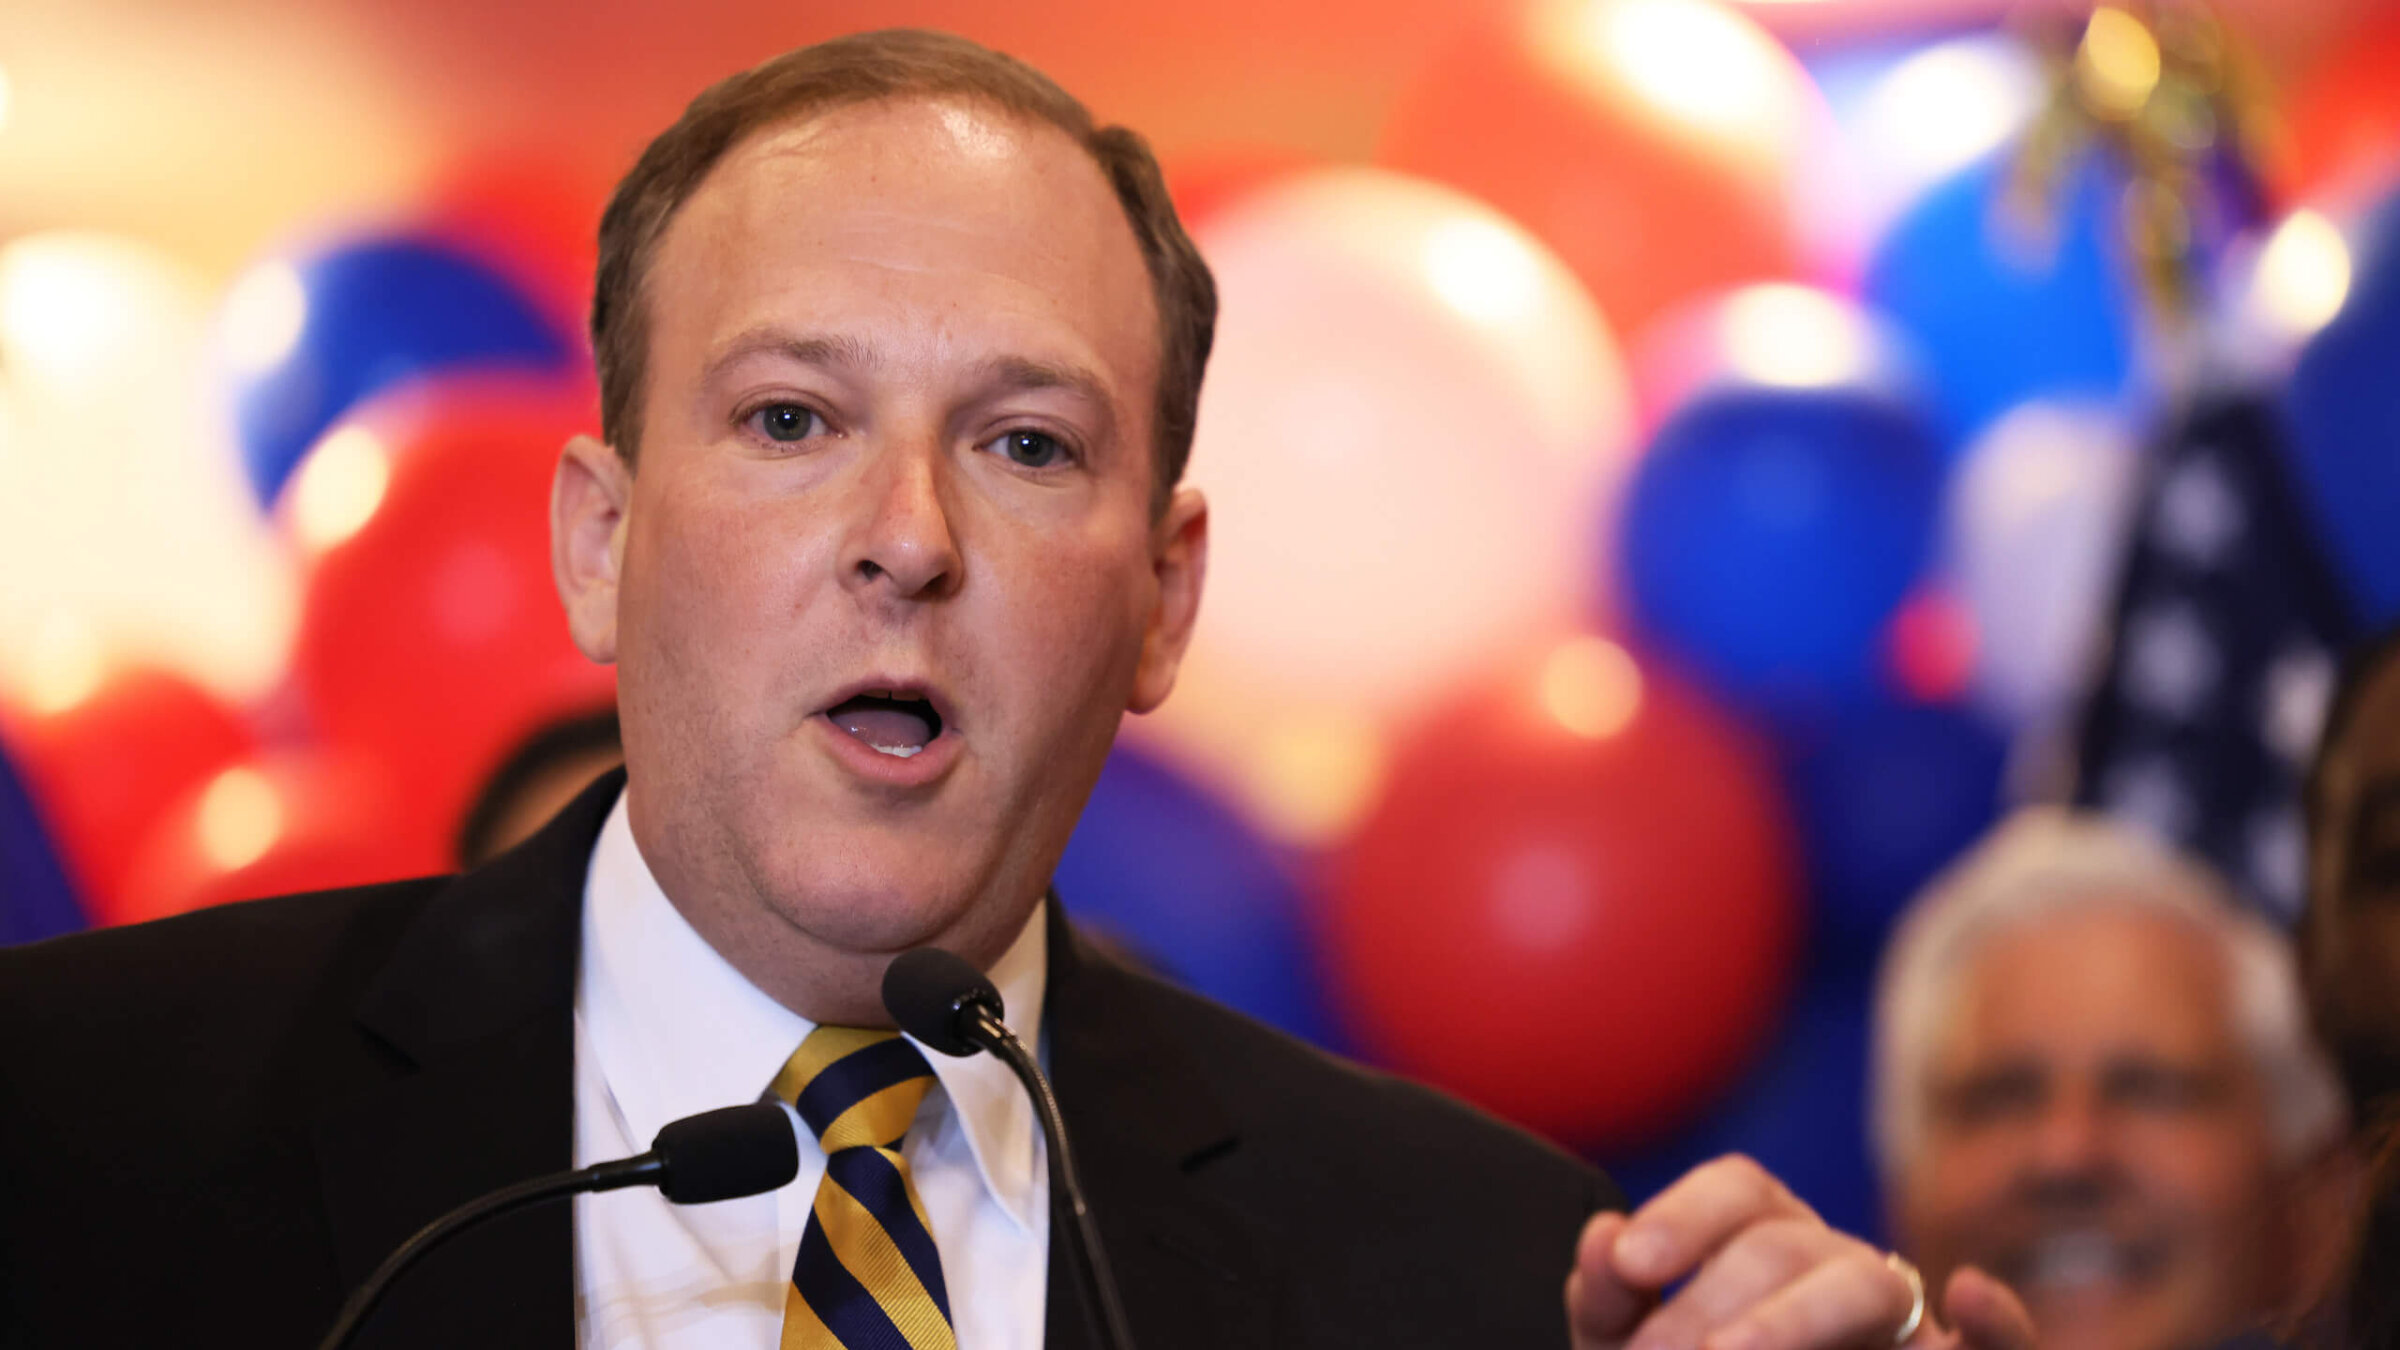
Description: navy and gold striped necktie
767,1025,958,1350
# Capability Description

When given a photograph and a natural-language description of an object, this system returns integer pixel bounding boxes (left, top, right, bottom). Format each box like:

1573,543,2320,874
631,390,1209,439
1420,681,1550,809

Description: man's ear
1128,485,1208,715
553,434,632,664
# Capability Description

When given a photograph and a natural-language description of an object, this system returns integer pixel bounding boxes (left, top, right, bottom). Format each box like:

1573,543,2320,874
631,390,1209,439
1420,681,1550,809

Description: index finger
1612,1155,1819,1289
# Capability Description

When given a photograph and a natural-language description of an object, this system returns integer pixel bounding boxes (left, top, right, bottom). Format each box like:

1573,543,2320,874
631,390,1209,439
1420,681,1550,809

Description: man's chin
2007,1268,2224,1350
752,861,1036,966
2025,1298,2200,1350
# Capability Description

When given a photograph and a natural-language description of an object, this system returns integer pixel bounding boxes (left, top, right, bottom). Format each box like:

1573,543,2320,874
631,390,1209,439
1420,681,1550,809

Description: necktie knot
771,1026,958,1349
769,1025,938,1154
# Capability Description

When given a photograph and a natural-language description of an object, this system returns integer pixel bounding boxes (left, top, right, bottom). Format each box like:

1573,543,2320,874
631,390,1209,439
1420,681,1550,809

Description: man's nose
2027,1088,2112,1179
843,434,961,602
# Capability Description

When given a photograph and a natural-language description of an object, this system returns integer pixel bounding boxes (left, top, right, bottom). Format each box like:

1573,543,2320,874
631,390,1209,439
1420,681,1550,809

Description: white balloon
1796,32,2047,256
1133,168,1631,841
1944,399,2142,728
0,231,294,714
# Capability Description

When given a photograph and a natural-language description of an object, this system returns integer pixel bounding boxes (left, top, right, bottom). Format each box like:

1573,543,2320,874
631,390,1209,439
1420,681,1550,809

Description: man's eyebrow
972,354,1112,408
971,355,1121,447
699,334,1120,437
700,328,879,384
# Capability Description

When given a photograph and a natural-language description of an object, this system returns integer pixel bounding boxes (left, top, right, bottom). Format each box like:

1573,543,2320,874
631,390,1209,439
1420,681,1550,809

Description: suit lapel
309,769,623,1349
305,778,1276,1347
1040,900,1279,1350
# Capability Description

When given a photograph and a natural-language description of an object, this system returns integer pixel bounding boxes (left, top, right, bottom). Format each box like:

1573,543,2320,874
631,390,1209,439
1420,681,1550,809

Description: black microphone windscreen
882,947,1003,1057
650,1102,800,1205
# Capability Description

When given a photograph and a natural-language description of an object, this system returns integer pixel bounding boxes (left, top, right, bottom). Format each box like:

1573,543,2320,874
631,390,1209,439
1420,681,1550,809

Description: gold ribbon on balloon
2001,1,2271,330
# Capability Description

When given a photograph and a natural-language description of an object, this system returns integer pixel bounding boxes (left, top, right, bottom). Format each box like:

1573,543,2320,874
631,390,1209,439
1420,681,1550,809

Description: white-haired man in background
1874,809,2352,1350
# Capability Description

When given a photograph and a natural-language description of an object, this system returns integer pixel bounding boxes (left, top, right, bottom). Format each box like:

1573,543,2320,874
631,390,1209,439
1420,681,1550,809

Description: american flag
2070,395,2361,921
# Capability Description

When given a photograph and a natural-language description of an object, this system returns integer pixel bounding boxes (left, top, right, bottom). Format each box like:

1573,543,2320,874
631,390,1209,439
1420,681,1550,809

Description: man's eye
2102,1062,2221,1114
750,404,820,444
987,428,1069,468
1940,1070,2045,1128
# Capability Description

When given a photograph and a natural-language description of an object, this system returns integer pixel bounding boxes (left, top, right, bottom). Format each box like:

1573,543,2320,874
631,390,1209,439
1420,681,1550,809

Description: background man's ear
552,434,632,664
1129,486,1208,715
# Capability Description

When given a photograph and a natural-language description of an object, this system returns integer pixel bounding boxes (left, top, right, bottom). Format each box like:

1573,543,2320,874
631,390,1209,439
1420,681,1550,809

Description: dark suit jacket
0,770,1617,1347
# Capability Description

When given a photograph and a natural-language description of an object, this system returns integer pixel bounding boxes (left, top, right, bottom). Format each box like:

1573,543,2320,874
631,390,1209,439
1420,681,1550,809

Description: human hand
1567,1156,2036,1350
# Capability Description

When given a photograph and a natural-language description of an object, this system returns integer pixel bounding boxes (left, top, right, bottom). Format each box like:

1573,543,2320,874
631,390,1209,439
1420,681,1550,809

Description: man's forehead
671,95,1125,262
731,95,1048,177
644,93,1161,387
1942,909,2235,1048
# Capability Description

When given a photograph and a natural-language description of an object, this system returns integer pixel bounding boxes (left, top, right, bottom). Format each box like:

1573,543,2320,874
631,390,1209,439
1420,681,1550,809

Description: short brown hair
591,29,1216,507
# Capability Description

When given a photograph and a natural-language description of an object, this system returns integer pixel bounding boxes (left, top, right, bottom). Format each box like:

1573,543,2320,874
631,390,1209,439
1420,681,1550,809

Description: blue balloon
0,737,86,946
234,236,576,505
1778,698,2008,949
1592,961,1881,1241
1619,386,1943,711
1052,745,1339,1048
1864,153,2142,449
2285,191,2400,625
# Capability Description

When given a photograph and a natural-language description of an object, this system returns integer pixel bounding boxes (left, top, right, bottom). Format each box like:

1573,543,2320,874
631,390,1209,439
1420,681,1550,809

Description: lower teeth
872,744,924,758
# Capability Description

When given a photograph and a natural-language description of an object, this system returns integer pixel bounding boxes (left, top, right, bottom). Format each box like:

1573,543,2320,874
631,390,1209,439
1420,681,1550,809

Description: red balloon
286,378,616,847
1882,587,1978,707
420,155,612,337
1165,148,1317,232
1379,0,1817,336
115,752,445,924
0,669,256,924
2276,6,2400,205
1326,638,1801,1148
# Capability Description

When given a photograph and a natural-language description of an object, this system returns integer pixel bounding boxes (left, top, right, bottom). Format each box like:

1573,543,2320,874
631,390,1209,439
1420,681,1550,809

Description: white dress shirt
572,794,1051,1349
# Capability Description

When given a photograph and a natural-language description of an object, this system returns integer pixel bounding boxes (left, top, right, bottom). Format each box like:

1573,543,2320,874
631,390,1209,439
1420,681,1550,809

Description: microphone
316,1101,798,1350
883,947,1139,1350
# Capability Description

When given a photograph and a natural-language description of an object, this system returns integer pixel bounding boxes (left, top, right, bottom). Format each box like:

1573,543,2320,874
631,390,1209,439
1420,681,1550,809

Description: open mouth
824,689,945,758
1994,1228,2170,1300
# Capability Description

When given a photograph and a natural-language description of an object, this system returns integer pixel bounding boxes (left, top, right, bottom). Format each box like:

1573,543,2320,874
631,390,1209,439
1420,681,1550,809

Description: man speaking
0,30,2033,1350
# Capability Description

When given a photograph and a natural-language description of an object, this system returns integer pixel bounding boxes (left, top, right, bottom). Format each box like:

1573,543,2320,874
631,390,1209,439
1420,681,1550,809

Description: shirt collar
579,790,1048,1232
